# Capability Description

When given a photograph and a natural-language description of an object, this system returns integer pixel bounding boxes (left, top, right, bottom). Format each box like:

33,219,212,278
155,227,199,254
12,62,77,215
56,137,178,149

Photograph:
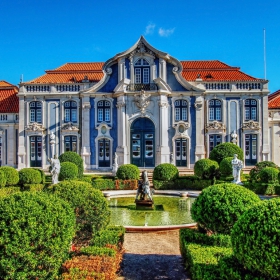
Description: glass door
175,138,187,166
245,134,257,165
98,139,110,167
30,136,42,167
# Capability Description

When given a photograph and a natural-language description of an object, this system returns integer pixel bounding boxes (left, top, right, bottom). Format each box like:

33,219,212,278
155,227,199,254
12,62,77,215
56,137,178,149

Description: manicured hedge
194,159,219,179
92,178,115,190
249,161,278,182
0,192,75,279
0,170,6,188
231,198,280,279
191,183,260,234
0,186,21,198
0,166,19,186
31,168,46,184
50,180,110,233
59,161,78,181
153,163,179,181
19,168,41,185
22,183,44,192
219,157,234,177
59,151,84,178
209,142,244,164
258,167,279,183
116,164,139,180
243,181,280,195
115,179,138,190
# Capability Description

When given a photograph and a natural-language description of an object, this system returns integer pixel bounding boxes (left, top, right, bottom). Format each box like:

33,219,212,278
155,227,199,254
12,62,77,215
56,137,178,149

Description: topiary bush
0,166,19,186
219,157,234,177
0,192,75,279
19,168,41,185
194,159,219,179
0,170,6,188
153,163,179,181
231,198,280,279
258,167,279,183
249,161,278,182
31,168,46,184
50,180,110,233
116,164,140,180
59,162,78,181
209,142,244,164
59,151,84,178
191,183,260,234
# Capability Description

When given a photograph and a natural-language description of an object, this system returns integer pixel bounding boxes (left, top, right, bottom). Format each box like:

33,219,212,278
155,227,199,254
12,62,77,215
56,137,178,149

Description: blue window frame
97,101,111,122
64,101,77,123
209,99,222,121
64,136,77,152
174,100,188,121
245,99,257,121
134,59,150,84
29,101,42,123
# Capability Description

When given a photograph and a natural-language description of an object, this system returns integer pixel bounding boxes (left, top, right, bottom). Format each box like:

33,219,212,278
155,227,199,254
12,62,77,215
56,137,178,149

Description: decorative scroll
242,121,261,131
61,122,79,132
134,90,151,114
129,41,155,59
25,122,45,132
205,121,226,132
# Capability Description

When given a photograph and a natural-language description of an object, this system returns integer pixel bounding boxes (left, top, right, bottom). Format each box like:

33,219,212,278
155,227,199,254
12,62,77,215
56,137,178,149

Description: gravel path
118,230,191,280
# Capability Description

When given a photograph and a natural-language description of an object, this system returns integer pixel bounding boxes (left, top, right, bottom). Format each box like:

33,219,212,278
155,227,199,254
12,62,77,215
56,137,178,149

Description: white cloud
145,23,156,35
158,27,175,37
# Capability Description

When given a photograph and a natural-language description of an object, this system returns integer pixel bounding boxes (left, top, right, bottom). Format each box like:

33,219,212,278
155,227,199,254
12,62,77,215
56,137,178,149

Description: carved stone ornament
194,101,203,110
205,121,226,132
0,128,4,135
172,67,179,73
61,122,79,132
25,122,45,132
106,68,112,75
129,41,155,59
116,101,126,108
82,102,91,110
134,90,151,114
158,101,168,108
242,121,261,131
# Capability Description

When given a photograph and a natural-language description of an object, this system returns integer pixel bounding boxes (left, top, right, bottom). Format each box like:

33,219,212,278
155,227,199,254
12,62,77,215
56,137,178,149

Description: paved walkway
118,230,191,280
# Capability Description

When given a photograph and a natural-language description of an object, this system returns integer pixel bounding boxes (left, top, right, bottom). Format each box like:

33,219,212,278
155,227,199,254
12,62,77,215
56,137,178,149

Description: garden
0,143,279,279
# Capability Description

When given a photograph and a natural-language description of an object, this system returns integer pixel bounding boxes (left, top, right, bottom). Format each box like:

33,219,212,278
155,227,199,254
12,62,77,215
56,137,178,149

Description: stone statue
48,155,61,184
231,154,243,184
136,170,153,201
112,152,119,175
231,130,238,145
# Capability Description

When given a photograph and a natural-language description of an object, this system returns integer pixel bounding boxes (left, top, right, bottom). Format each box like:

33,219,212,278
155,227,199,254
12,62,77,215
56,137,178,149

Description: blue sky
1,0,279,93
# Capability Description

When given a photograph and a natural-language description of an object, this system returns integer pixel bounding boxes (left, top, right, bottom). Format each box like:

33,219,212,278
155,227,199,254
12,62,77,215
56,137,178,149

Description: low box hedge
115,179,138,190
22,184,45,192
243,181,280,195
92,178,115,190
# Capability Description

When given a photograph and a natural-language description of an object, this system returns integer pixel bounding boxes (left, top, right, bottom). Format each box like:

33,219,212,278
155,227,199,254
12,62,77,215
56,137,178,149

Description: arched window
209,99,222,121
29,101,42,123
97,101,111,122
134,58,150,84
64,101,77,123
174,100,188,121
245,99,257,121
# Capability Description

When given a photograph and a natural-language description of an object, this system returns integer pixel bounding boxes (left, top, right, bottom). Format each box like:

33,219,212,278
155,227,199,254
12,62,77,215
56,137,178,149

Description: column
195,95,205,161
261,94,270,161
18,96,26,169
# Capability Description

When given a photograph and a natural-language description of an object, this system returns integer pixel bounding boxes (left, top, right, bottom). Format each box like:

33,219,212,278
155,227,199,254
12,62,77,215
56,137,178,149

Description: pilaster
18,97,26,169
81,97,91,169
195,96,205,161
261,94,270,160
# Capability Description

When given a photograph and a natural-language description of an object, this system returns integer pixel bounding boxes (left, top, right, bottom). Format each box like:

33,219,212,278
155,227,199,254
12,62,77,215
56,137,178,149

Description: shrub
59,151,84,178
114,179,138,190
191,183,260,234
50,180,110,233
0,186,21,198
249,161,278,182
0,192,75,279
59,162,79,181
22,184,44,192
91,228,125,249
19,168,41,185
209,142,244,164
116,164,139,180
258,166,279,183
219,157,234,177
31,168,46,183
80,246,116,257
0,166,19,186
0,170,6,188
231,198,280,279
92,178,115,190
153,163,179,181
194,159,219,179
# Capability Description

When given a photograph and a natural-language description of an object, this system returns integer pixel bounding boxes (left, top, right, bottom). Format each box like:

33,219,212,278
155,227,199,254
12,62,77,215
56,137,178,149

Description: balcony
126,83,158,92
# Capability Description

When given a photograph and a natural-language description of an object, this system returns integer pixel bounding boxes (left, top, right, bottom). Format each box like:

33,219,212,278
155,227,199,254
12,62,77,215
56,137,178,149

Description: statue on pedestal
48,155,61,184
136,170,153,201
231,154,243,184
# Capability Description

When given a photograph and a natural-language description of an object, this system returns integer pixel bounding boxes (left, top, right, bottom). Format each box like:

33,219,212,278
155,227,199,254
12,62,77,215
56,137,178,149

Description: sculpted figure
231,154,243,184
136,170,153,201
48,155,61,184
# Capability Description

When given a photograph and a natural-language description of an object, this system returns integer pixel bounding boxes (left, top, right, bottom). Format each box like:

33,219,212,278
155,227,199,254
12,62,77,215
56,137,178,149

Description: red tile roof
0,81,19,113
268,90,280,109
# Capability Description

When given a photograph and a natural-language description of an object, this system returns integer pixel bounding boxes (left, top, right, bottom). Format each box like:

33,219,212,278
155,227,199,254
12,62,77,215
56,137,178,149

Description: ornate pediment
25,122,45,132
205,121,226,132
242,121,261,131
173,122,189,136
129,41,156,59
61,122,79,132
134,90,151,114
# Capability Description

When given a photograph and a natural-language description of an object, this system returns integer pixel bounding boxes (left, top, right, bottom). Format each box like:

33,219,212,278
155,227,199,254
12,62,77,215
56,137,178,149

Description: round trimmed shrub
59,162,78,181
0,170,6,188
191,183,260,234
250,161,278,182
258,167,279,183
116,164,140,180
0,166,19,186
153,163,179,181
209,142,244,164
31,168,46,184
194,159,219,179
19,168,41,185
219,157,234,177
51,180,110,233
231,198,280,279
59,151,84,178
0,192,75,279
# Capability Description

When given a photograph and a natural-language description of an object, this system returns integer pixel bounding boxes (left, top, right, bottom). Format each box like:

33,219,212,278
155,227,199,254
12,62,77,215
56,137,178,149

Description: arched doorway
131,118,155,167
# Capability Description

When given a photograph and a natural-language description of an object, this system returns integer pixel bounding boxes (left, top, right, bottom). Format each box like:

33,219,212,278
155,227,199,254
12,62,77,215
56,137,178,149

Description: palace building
0,36,274,170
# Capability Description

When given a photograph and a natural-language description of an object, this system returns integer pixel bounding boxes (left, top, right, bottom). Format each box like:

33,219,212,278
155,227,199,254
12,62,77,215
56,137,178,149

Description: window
29,101,42,123
209,99,222,121
209,134,222,152
64,101,77,123
97,101,111,122
245,99,257,121
134,58,150,84
64,136,77,152
174,100,188,121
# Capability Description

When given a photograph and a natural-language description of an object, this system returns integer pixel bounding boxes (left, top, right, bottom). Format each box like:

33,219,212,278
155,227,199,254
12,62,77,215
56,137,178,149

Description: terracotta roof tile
0,81,19,113
181,60,232,69
268,90,280,109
